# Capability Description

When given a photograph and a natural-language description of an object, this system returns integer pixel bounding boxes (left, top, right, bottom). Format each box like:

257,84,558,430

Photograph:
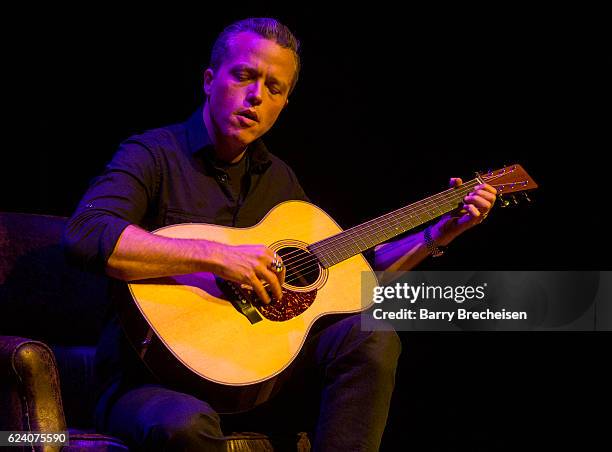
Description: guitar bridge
216,277,263,325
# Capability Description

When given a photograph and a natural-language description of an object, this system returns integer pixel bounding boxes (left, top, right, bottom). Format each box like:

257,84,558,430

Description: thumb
449,177,463,188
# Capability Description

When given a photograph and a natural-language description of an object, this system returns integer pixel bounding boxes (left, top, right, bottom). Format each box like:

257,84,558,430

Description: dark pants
96,315,401,451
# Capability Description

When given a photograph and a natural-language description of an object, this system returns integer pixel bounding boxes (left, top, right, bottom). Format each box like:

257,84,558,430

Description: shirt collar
185,105,272,174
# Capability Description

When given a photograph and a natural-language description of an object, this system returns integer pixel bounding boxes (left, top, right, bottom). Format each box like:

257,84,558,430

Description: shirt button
218,174,228,183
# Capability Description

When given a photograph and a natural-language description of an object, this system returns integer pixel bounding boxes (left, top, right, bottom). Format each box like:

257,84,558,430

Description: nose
246,80,263,106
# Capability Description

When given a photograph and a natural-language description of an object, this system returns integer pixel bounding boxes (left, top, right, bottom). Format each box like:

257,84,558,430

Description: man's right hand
209,243,285,304
106,225,284,304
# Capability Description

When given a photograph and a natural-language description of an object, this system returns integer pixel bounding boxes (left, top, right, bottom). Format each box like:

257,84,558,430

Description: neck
220,148,248,164
202,102,247,164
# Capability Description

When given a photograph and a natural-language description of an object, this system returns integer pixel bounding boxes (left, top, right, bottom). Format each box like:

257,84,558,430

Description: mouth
236,109,259,123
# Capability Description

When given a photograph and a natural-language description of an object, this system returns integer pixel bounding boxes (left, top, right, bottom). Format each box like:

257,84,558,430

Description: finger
464,203,481,219
470,203,489,223
247,272,272,304
464,194,493,211
473,189,497,203
450,177,463,187
260,267,283,301
477,183,497,195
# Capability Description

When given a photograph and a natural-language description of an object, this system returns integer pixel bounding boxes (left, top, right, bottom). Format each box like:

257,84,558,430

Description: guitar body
121,200,375,413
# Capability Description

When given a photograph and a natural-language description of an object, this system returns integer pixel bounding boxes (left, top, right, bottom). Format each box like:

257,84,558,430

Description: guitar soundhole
278,247,320,287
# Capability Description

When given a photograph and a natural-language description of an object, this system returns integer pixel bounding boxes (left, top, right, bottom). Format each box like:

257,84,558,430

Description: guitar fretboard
308,179,480,268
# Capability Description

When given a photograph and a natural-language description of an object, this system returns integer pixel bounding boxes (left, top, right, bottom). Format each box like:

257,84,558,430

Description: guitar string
276,182,480,283
311,182,478,255
278,181,479,274
278,182,478,276
279,180,477,268
268,171,529,286
307,168,523,258
279,169,524,269
281,174,529,283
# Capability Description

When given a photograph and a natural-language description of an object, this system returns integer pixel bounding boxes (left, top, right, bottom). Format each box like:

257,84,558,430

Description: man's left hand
431,178,497,246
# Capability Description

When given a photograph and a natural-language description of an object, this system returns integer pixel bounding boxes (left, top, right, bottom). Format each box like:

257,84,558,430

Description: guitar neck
308,178,481,268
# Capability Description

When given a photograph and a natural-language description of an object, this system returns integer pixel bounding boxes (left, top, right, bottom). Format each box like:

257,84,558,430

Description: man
64,17,496,451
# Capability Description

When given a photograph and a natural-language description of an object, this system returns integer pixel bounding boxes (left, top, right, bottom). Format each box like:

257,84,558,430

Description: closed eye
268,84,282,95
232,68,257,82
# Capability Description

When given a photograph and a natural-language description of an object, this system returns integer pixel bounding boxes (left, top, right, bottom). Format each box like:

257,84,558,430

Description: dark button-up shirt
62,107,309,404
63,106,308,271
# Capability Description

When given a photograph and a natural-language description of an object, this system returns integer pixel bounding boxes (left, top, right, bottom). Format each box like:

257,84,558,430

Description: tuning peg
498,195,510,208
511,194,519,206
521,192,532,203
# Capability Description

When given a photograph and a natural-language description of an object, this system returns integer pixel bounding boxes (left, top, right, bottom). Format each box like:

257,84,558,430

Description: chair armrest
0,336,67,433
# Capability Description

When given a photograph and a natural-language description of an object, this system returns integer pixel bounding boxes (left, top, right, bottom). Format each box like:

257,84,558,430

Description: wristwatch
424,226,446,257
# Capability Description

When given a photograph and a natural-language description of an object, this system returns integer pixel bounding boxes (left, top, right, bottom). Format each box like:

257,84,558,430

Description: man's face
203,32,296,150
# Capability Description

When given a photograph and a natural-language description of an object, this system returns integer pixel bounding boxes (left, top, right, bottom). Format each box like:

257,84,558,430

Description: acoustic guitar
119,164,537,412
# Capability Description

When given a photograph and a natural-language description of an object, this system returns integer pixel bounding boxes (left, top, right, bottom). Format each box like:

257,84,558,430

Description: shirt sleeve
62,139,158,272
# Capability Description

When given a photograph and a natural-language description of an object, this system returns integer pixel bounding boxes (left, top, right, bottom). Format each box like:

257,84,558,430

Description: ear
203,68,214,97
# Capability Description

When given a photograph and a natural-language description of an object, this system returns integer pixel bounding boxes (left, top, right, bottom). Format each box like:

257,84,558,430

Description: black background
2,6,608,450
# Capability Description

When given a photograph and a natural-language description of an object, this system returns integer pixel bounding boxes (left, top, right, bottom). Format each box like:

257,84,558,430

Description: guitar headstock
478,164,538,207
